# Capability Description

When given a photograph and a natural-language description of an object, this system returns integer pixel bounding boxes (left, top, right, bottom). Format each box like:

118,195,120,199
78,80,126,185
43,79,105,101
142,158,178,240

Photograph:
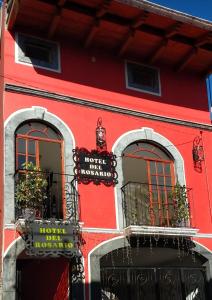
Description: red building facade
1,0,212,299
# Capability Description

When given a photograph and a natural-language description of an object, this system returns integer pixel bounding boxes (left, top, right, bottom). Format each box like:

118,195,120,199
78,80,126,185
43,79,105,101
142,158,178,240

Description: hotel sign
24,220,79,257
73,147,118,186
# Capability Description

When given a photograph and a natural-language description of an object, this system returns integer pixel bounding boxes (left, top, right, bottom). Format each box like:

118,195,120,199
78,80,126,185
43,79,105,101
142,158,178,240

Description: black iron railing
15,170,80,223
121,182,192,228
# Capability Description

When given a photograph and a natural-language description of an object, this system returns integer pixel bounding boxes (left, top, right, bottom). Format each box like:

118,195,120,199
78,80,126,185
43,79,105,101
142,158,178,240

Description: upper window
125,61,161,96
15,121,64,219
122,141,176,227
15,33,60,72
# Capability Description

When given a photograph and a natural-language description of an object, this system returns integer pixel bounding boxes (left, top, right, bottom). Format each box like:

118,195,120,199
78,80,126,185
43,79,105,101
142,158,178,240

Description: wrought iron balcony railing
121,182,192,228
15,170,80,224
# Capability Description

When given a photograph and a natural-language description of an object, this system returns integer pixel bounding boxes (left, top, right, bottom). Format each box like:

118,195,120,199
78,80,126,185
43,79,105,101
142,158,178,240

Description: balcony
15,170,80,224
121,182,198,237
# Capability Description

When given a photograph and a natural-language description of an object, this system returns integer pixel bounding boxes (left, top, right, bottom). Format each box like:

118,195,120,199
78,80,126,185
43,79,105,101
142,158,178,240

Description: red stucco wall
2,26,212,296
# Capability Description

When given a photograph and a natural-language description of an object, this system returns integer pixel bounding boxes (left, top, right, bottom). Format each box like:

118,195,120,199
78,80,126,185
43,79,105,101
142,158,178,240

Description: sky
149,0,212,115
149,0,212,21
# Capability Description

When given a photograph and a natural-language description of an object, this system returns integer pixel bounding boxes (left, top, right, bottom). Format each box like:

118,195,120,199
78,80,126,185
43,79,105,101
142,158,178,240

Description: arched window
15,121,64,219
122,141,176,227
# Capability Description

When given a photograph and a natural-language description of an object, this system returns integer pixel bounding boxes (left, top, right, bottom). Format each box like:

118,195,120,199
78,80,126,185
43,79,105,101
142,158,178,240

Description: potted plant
169,182,190,226
15,162,48,219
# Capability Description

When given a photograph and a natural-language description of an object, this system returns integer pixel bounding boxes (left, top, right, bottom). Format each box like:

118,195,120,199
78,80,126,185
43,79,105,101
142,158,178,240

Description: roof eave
116,0,212,31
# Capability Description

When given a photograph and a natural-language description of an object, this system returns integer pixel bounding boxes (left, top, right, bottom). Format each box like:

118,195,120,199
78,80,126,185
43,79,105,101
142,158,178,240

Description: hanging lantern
96,117,107,151
192,134,204,172
192,135,204,162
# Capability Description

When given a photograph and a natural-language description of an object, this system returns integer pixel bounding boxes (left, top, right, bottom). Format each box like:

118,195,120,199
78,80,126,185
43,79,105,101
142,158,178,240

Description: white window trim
15,32,61,73
125,60,161,96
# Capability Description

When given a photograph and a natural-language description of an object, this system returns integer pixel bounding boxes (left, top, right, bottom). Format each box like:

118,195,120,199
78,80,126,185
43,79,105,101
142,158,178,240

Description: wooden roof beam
7,0,20,30
84,19,101,48
165,21,182,38
48,0,67,38
195,32,212,47
148,39,168,64
175,47,198,72
84,0,112,48
131,11,149,29
147,22,181,64
118,29,135,56
118,11,149,56
96,0,112,18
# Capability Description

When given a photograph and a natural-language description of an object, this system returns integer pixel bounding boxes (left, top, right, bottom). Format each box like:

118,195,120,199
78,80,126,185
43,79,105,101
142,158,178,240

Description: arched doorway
100,241,208,300
16,253,70,300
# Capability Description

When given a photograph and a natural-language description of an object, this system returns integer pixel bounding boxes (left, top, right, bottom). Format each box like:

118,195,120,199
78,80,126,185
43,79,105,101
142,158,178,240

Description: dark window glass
18,155,26,169
28,140,35,155
25,43,51,63
16,122,61,140
126,62,160,95
17,34,60,71
17,139,26,154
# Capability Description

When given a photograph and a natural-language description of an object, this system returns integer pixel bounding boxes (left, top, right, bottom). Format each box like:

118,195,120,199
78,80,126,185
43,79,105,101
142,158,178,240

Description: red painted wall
2,23,212,297
4,30,210,124
3,92,212,237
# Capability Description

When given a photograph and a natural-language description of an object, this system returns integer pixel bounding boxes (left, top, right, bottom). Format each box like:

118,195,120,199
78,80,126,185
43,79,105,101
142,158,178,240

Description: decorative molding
124,225,199,237
4,224,212,238
112,127,186,230
4,106,75,224
82,227,122,234
5,83,212,131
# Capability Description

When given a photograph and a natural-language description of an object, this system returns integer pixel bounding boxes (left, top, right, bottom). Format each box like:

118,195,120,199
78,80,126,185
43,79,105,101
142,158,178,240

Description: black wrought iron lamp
96,117,107,151
192,132,204,172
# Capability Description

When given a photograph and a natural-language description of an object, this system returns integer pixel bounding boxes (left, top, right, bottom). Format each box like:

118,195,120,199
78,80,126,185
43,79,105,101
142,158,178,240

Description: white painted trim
15,32,61,73
112,127,186,231
125,60,162,96
4,224,212,238
194,240,212,255
3,236,22,259
88,236,126,300
124,225,199,237
4,106,76,224
82,227,123,234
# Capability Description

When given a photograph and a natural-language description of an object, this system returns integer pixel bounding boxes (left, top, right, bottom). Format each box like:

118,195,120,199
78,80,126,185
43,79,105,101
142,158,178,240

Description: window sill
124,225,199,237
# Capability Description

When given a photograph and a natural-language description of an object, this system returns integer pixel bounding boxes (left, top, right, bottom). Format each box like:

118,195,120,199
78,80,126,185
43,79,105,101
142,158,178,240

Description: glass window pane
150,161,156,174
164,164,171,175
124,142,172,160
16,124,31,134
151,176,157,185
46,127,61,140
29,131,47,138
28,156,36,165
18,155,26,169
30,122,46,131
158,176,164,185
165,177,172,187
17,139,26,154
28,140,35,155
157,163,163,175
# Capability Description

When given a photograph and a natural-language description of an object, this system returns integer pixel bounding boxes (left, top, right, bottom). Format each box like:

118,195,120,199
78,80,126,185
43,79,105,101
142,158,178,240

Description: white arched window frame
112,127,186,230
4,106,75,225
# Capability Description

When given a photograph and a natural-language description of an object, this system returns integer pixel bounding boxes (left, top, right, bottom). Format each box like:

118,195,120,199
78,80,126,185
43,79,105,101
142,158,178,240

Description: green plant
15,162,48,210
169,182,190,223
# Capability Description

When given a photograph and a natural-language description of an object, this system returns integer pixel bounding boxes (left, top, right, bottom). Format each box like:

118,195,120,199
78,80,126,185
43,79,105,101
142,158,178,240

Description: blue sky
149,0,212,21
150,0,212,115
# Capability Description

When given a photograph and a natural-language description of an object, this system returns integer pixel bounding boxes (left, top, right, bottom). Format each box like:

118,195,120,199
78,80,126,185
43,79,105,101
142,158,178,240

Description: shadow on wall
10,31,208,113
